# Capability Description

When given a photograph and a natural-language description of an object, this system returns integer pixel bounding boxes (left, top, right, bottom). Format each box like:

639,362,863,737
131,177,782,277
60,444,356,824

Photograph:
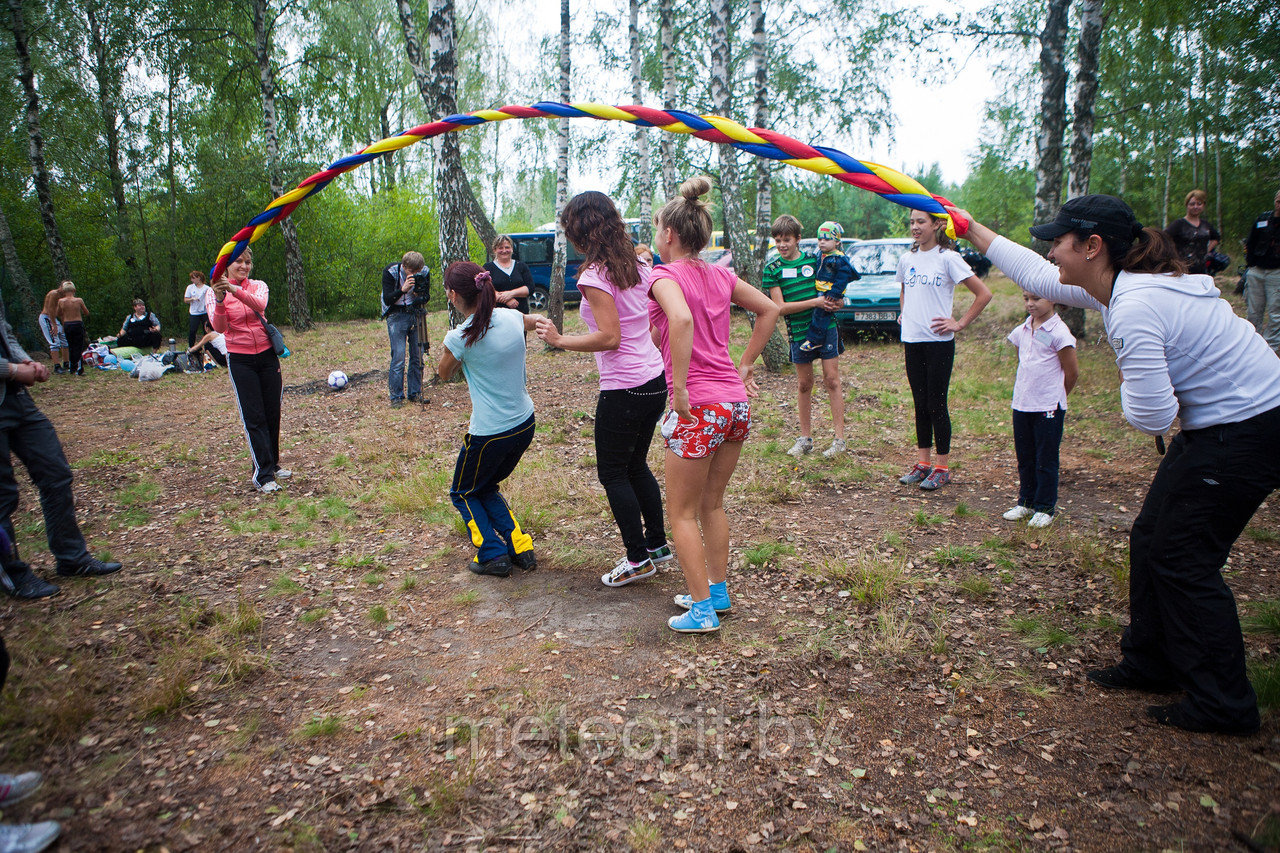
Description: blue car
506,232,584,311
507,221,654,312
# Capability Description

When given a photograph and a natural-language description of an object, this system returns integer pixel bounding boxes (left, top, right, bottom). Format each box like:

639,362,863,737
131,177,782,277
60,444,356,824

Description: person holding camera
381,251,429,408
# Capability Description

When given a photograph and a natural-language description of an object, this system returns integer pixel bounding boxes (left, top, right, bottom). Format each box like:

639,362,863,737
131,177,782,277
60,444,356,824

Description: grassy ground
0,271,1277,851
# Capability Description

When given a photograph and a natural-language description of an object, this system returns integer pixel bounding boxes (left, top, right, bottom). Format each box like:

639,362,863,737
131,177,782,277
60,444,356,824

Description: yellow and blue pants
449,413,535,564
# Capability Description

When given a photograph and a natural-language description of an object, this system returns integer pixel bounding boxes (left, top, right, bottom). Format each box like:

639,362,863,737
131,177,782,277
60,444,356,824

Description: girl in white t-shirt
896,210,992,490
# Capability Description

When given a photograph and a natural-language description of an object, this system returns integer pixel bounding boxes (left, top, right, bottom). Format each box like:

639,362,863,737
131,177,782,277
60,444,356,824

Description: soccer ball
327,370,349,390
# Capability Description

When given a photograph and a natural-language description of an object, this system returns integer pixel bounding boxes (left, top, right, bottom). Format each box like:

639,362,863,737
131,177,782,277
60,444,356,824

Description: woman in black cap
957,195,1280,736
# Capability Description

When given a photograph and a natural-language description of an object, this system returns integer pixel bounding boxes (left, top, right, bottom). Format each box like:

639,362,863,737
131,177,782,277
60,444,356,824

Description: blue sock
708,581,730,609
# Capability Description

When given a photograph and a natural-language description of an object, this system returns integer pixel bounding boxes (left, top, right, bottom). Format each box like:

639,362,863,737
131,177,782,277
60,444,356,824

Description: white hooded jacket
986,236,1280,434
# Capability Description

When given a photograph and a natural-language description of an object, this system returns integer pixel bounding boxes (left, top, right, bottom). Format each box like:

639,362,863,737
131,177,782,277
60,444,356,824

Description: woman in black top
484,235,533,314
117,299,162,350
1164,189,1222,273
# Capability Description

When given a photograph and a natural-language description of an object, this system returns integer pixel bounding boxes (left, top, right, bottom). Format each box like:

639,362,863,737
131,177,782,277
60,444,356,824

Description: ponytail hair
1116,227,1187,276
444,261,498,346
655,176,714,254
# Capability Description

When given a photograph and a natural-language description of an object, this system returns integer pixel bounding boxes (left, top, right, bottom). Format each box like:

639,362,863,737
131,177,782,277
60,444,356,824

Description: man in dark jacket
381,252,429,407
0,317,121,599
1245,188,1280,351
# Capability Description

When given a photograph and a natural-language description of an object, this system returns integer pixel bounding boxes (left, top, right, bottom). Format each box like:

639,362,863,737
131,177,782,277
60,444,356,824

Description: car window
514,237,550,264
849,243,909,275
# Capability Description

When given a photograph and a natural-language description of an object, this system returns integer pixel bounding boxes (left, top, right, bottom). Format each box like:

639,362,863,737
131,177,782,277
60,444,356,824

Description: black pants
0,389,90,575
188,314,207,348
595,374,668,563
63,321,86,374
450,413,535,563
904,340,955,455
1012,407,1065,512
1118,405,1280,729
227,348,283,487
118,330,161,350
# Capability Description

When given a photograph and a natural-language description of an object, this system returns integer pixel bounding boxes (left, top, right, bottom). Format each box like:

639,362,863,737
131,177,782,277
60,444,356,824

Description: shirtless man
37,284,68,374
54,284,90,376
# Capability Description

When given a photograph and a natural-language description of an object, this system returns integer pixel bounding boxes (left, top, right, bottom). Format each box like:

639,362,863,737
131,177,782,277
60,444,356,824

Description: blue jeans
386,311,423,401
1012,407,1065,513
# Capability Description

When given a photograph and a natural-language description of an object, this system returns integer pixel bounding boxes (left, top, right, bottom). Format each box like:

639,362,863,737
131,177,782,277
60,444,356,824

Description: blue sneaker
668,606,720,634
673,591,731,614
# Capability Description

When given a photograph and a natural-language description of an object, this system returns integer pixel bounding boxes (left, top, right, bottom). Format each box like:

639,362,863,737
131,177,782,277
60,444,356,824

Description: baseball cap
1028,195,1143,241
817,221,843,240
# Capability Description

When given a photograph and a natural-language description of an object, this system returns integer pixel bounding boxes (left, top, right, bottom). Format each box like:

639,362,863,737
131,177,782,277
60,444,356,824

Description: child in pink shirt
647,176,779,633
1003,291,1079,528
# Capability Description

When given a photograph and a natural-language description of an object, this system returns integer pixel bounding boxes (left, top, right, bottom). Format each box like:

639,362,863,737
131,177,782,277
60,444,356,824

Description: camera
409,269,431,306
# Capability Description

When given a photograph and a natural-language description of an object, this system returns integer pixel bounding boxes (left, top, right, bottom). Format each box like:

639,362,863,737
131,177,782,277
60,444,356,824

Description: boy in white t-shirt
1003,292,1078,528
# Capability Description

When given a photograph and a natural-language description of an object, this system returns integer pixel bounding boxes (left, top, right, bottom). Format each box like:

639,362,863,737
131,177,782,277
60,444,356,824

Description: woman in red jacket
208,249,289,493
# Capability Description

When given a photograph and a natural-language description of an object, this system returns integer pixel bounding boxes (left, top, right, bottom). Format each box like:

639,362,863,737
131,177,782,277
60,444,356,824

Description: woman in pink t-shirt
536,192,673,589
648,177,779,634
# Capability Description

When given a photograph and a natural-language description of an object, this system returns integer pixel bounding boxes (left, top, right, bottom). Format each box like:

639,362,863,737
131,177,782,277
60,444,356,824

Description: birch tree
251,0,312,330
1066,0,1104,199
547,0,570,333
709,0,754,287
1032,0,1071,233
656,0,676,198
4,0,70,282
0,202,38,332
629,0,651,243
750,0,786,373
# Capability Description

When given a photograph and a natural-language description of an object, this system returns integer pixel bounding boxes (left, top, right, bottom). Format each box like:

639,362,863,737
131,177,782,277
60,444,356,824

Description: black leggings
595,374,667,563
904,340,955,455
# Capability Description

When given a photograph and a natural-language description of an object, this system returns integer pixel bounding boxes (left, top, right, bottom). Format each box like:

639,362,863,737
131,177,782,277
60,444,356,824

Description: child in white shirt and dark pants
1004,291,1078,528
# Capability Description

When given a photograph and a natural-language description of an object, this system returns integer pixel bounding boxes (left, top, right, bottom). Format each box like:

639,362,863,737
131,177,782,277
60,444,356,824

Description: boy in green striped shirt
763,214,847,458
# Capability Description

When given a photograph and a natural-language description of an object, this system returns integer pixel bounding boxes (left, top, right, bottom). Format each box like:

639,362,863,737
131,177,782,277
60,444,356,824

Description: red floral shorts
661,401,751,459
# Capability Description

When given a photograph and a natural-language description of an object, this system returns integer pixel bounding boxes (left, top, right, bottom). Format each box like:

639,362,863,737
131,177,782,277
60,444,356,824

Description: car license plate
853,311,896,321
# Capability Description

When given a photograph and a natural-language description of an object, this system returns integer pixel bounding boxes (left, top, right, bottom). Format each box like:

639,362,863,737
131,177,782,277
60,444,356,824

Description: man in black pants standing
0,314,122,600
381,251,429,408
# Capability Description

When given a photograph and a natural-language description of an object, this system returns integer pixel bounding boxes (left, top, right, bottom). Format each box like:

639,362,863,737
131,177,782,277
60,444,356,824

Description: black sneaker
1146,703,1260,736
0,568,60,600
511,551,537,572
1085,665,1178,693
56,557,123,578
471,556,512,577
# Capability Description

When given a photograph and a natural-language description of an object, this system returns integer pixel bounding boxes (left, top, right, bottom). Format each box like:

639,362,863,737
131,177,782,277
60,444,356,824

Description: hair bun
679,175,711,201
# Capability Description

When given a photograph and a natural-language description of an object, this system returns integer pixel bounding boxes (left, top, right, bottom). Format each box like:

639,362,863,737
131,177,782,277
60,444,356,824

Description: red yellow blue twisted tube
210,102,968,281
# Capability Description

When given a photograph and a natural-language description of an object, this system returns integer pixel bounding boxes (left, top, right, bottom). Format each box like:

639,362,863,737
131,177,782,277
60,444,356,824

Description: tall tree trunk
1066,0,1103,200
252,0,312,330
380,97,396,192
749,0,785,373
166,43,180,291
0,205,39,338
1032,0,1071,234
86,5,139,294
548,0,570,334
398,0,495,266
709,0,753,285
1062,0,1103,338
629,0,651,244
657,0,677,198
4,0,69,282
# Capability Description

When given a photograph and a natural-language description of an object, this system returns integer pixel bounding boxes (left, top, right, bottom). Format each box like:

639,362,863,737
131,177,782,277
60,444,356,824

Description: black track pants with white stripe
227,348,282,487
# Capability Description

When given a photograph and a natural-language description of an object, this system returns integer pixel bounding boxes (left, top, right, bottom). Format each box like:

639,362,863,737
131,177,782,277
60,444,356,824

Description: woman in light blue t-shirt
439,262,540,579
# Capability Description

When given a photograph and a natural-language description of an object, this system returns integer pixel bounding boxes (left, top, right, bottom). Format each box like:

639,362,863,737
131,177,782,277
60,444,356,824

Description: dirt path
1,303,1277,852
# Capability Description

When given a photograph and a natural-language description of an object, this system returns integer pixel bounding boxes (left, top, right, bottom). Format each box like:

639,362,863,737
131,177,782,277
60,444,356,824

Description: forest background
0,0,1276,344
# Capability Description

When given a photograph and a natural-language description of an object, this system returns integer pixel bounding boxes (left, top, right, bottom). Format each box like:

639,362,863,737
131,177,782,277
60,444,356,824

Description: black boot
0,560,60,600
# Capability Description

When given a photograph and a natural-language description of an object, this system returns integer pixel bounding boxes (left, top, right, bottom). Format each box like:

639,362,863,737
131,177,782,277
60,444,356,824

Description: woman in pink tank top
648,177,779,634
